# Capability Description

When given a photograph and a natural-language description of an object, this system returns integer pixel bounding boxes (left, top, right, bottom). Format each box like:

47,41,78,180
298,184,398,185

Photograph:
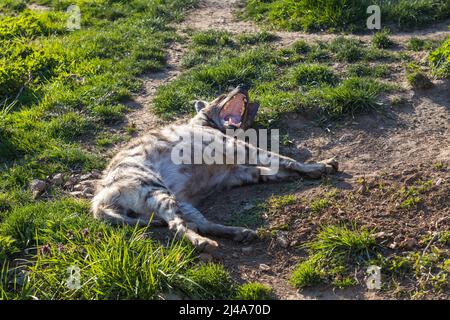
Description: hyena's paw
319,158,339,174
233,228,258,243
304,158,339,179
187,230,219,253
194,237,219,253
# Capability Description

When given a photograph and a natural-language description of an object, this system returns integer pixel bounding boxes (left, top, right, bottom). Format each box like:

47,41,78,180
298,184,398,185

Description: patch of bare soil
122,42,185,136
92,0,449,299
180,0,258,33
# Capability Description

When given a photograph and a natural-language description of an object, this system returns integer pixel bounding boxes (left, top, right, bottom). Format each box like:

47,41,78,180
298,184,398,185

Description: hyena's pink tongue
227,115,241,125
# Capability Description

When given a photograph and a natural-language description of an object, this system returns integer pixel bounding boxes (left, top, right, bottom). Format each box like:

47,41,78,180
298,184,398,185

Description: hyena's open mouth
220,93,247,128
218,86,259,130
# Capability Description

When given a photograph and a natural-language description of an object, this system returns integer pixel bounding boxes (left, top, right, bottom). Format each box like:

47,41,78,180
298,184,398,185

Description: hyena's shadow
199,172,353,232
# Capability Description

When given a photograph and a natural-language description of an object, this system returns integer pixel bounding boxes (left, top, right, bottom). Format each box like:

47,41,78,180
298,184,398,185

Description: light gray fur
91,87,338,252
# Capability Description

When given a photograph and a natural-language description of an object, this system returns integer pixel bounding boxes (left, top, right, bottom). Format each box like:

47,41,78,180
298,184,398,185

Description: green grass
0,198,242,299
310,198,331,213
290,224,377,289
407,71,433,89
302,77,393,119
243,0,450,32
372,29,395,49
347,63,391,78
234,282,274,300
330,37,364,62
0,1,198,209
287,64,338,87
376,248,450,298
183,263,235,299
399,180,433,209
430,35,450,78
407,37,441,51
266,194,297,211
191,30,234,46
0,0,255,300
328,37,396,63
290,258,325,288
307,225,377,261
155,34,396,126
236,31,278,45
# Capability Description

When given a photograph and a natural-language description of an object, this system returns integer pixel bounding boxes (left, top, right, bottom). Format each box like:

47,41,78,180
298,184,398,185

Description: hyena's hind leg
134,190,219,252
221,161,337,191
229,135,339,178
92,187,218,252
178,202,257,242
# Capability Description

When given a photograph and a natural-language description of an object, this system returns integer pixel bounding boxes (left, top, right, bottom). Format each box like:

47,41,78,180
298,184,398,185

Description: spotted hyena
92,85,338,252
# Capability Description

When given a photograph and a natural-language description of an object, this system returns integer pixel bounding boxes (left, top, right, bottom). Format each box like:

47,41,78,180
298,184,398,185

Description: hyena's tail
91,187,151,226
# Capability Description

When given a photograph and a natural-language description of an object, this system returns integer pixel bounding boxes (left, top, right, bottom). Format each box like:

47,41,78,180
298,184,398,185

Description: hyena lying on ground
92,85,338,252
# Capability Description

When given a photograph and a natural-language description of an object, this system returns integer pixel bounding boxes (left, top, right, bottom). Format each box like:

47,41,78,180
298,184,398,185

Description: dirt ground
102,0,449,299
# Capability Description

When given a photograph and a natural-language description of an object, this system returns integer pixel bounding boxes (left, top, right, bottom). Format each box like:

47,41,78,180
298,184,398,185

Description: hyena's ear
194,100,208,113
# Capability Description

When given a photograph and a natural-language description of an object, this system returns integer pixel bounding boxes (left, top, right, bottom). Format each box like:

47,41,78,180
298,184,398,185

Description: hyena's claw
194,237,219,253
233,228,258,243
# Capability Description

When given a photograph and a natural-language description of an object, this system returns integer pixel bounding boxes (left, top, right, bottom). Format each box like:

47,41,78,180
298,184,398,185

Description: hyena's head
190,84,259,132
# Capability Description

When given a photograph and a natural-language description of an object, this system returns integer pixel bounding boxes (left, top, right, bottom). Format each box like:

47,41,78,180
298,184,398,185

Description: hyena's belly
160,162,235,205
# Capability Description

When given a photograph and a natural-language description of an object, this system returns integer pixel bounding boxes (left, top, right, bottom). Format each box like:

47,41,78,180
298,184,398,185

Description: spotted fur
92,86,338,252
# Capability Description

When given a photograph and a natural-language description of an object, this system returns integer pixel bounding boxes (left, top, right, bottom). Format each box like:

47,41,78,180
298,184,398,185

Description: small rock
80,173,93,181
290,240,299,247
339,133,353,142
232,252,239,258
73,184,84,191
374,232,386,239
91,169,102,179
400,238,418,250
64,176,77,189
199,253,213,263
70,191,84,198
259,263,271,271
241,246,253,254
388,242,397,249
51,173,64,186
435,178,443,186
30,179,46,199
276,231,289,248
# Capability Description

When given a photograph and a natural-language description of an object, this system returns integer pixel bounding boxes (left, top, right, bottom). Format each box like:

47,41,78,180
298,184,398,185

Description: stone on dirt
51,173,64,186
30,179,47,199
